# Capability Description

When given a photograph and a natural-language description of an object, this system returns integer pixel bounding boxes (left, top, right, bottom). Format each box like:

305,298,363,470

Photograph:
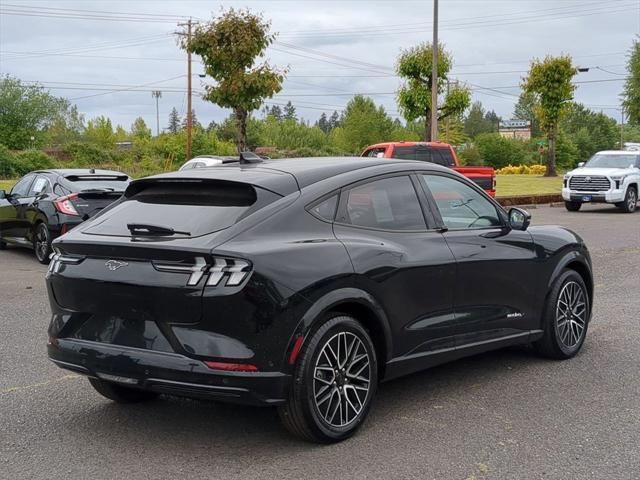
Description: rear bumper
48,338,291,406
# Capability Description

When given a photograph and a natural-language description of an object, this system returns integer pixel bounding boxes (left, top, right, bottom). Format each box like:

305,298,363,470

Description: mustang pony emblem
105,260,128,271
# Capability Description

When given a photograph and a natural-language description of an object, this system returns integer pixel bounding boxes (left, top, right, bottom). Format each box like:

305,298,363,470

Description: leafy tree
555,131,579,169
475,133,527,168
131,117,151,139
316,112,330,133
167,107,181,133
332,95,393,153
283,101,297,121
560,102,617,160
183,8,286,152
0,76,70,149
396,42,471,141
43,105,85,147
522,55,577,176
622,38,640,125
85,116,116,148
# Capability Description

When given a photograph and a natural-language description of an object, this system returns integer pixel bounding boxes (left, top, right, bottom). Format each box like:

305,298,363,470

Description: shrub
62,142,119,167
0,144,15,178
496,164,547,175
475,133,528,168
12,150,58,175
457,144,482,166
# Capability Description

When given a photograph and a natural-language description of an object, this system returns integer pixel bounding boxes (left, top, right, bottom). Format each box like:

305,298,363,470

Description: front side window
420,174,501,230
341,176,426,231
10,175,35,198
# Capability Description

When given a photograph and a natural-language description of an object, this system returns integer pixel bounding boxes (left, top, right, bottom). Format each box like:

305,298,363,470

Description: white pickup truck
562,150,640,213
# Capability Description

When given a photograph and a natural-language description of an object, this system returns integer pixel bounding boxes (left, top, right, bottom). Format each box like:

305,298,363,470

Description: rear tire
564,201,582,212
533,270,590,360
33,223,52,264
88,377,159,403
618,186,637,213
278,315,378,443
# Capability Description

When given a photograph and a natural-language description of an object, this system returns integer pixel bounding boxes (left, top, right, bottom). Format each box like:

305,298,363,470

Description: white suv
562,150,640,213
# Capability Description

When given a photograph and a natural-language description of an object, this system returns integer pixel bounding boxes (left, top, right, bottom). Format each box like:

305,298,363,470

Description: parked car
179,155,238,171
562,150,640,213
0,169,130,263
362,141,496,197
46,157,592,443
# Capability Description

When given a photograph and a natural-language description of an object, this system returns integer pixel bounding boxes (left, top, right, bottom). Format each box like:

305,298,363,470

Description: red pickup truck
361,142,496,197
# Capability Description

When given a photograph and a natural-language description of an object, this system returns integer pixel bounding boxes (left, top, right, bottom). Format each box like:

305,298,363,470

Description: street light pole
152,90,162,136
430,0,439,142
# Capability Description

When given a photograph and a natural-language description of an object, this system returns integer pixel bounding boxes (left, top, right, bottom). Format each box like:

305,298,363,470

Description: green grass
496,174,563,197
0,179,16,192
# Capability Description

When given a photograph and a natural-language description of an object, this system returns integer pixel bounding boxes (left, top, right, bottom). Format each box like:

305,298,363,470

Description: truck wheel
88,377,159,403
618,186,637,213
278,315,378,443
564,201,582,212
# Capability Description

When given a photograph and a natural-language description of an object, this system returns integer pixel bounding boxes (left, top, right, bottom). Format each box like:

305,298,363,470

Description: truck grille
569,175,610,192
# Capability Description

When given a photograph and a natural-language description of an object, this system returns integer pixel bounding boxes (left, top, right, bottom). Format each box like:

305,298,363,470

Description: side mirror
0,190,5,199
577,162,585,167
509,207,531,231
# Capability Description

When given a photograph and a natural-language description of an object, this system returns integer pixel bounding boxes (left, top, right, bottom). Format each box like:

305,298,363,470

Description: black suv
0,169,130,263
46,157,593,442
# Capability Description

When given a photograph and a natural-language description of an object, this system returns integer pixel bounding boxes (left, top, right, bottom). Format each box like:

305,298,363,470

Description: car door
418,172,537,347
25,175,51,230
0,174,35,241
333,173,458,369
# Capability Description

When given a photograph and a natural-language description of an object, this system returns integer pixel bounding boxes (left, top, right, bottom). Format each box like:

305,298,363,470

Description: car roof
143,156,448,196
596,150,640,156
365,141,453,149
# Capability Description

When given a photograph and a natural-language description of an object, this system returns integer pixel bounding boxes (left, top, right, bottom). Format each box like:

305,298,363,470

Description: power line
1,3,190,19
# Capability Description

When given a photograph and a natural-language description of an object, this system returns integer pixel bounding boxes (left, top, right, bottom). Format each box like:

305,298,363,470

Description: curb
496,193,563,207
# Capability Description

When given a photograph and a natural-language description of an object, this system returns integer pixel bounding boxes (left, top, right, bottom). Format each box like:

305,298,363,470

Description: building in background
499,119,531,140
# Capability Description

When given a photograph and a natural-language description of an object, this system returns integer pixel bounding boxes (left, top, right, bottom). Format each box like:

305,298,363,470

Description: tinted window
420,175,501,230
413,147,432,162
10,175,35,197
391,146,417,160
309,195,338,221
84,180,281,238
180,163,195,171
64,175,129,192
29,176,49,196
432,148,455,167
342,176,426,231
363,148,386,158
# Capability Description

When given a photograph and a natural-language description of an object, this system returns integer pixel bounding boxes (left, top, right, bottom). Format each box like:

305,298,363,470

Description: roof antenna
239,151,263,164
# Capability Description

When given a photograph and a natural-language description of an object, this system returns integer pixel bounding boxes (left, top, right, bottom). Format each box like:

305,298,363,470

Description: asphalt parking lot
1,203,639,480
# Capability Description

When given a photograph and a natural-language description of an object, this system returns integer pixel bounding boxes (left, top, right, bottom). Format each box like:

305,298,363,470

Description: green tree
183,8,286,153
513,91,540,136
43,105,85,147
181,109,202,131
85,116,116,148
328,110,341,130
396,42,471,141
131,117,151,139
167,107,181,133
522,55,577,176
332,95,393,153
266,105,283,121
560,102,617,160
463,101,493,138
0,76,70,149
475,133,527,168
283,101,297,121
622,38,640,125
316,112,330,133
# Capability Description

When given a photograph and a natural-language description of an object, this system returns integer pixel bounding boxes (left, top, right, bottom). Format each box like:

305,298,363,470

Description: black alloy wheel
34,223,52,264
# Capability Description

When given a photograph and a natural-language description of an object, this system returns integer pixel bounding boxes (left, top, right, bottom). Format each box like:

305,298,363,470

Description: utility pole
152,90,162,136
178,18,194,159
430,0,439,142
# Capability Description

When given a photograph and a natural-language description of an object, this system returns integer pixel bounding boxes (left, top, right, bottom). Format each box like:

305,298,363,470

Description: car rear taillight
54,194,80,216
152,257,252,287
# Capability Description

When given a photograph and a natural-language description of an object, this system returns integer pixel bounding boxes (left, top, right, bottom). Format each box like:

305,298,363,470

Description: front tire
564,201,582,212
533,270,590,359
33,223,52,264
279,315,378,443
88,377,159,403
618,186,637,213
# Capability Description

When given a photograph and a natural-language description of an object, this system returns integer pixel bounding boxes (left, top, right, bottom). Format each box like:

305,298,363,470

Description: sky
0,0,638,133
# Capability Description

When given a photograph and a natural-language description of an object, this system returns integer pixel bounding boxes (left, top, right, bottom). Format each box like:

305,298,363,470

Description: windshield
584,154,639,169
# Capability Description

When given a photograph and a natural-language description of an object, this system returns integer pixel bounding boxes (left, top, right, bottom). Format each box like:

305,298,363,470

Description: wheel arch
547,251,594,320
287,288,393,379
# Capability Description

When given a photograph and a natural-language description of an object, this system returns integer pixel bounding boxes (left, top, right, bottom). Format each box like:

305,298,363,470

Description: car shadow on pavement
63,345,553,450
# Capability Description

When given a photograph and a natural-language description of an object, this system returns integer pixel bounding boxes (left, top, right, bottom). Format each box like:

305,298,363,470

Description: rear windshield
83,179,281,238
65,175,130,192
392,146,455,167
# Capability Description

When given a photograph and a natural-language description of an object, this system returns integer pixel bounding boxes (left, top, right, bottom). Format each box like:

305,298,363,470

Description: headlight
610,174,627,181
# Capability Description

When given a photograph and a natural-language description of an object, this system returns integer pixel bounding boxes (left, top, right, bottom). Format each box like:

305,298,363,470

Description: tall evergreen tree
268,105,283,121
167,107,181,133
283,101,297,121
328,110,341,129
316,112,330,133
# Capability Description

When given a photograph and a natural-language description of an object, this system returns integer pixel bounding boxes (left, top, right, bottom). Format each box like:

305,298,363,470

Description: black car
0,169,130,263
45,157,593,442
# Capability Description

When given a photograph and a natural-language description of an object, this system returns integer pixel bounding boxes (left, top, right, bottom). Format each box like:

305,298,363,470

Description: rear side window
83,180,281,238
29,176,50,196
308,195,338,221
65,175,130,192
340,176,426,231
